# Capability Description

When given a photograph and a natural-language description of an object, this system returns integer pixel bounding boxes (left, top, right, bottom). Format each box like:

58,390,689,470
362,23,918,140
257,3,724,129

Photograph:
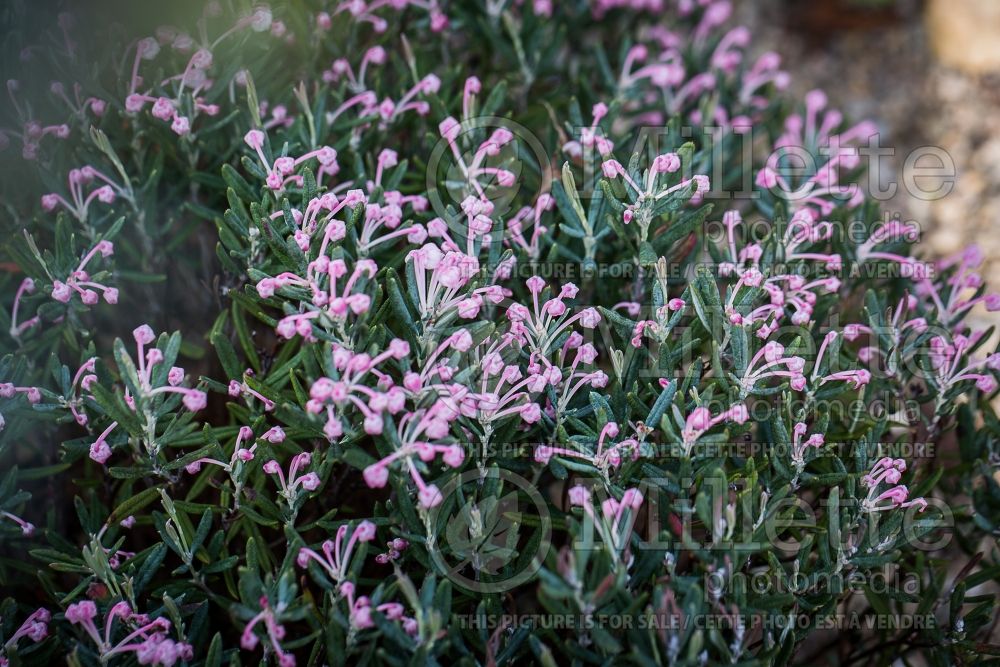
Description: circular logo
428,466,551,593
424,115,552,241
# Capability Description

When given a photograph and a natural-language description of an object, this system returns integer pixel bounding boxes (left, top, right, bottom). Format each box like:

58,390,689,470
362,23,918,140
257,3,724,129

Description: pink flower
756,167,778,189
521,403,542,423
263,426,285,443
90,440,112,464
363,413,384,435
442,445,464,467
240,630,259,650
355,520,377,541
389,339,410,359
151,97,174,121
977,375,998,393
418,485,442,508
728,404,749,424
457,298,481,318
299,473,321,491
568,485,590,506
652,153,681,174
170,115,191,137
450,329,473,352
544,298,567,317
133,324,155,345
66,600,97,623
167,367,184,386
364,464,389,488
578,308,601,328
51,281,72,302
245,129,265,149
621,488,644,509
182,390,207,411
685,407,712,432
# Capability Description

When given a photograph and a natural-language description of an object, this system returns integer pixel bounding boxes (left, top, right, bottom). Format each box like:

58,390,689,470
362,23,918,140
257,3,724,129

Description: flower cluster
861,457,928,514
296,522,419,636
567,484,646,563
66,601,192,666
307,341,410,439
123,6,281,137
41,167,120,222
4,79,72,160
0,608,49,665
88,325,207,465
50,240,118,306
239,597,295,667
535,421,642,472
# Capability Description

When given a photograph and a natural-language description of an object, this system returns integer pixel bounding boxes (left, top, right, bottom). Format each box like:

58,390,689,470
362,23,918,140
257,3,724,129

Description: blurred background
735,0,1000,335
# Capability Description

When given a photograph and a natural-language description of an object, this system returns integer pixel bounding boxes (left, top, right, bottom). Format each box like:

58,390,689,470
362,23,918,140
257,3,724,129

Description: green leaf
109,486,161,524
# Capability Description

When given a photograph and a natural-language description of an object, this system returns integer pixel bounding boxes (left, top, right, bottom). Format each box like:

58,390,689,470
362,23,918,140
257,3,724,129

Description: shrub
1,1,999,665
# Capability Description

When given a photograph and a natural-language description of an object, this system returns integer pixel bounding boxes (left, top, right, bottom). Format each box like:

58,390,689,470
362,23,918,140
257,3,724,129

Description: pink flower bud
125,94,146,113
450,329,473,352
351,520,376,543
66,601,98,623
263,426,285,443
418,485,442,508
182,390,207,411
151,97,174,121
544,298,567,317
364,464,389,488
389,339,410,359
363,413,383,435
652,153,681,174
51,281,72,302
169,115,191,136
133,324,155,345
442,445,464,467
756,167,778,189
89,440,111,464
299,472,320,491
521,403,542,423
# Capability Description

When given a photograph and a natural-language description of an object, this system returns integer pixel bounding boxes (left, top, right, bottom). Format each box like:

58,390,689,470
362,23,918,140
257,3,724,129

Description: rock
927,0,1000,73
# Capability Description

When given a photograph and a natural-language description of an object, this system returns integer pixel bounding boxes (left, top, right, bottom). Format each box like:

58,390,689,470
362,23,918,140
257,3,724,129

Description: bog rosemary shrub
1,1,999,665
